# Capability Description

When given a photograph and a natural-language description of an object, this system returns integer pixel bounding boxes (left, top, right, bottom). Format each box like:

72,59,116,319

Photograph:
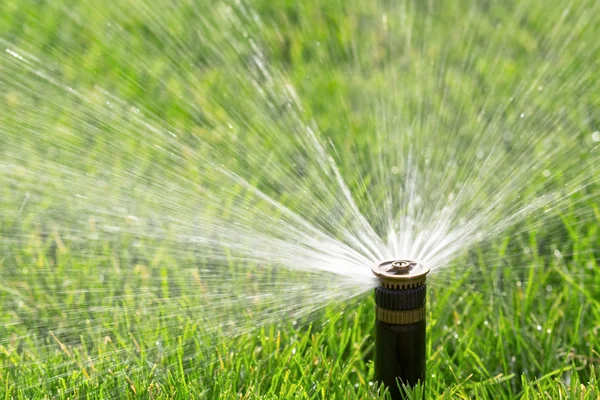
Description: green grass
1,0,600,398
1,223,598,399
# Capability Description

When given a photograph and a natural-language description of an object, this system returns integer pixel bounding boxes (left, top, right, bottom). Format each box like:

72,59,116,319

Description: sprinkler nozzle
389,260,416,274
371,259,429,289
372,259,429,399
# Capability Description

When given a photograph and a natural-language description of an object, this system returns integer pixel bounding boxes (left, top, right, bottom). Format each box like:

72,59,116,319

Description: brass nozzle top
371,259,430,289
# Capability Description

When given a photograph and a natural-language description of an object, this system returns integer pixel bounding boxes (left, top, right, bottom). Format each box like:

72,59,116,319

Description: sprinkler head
372,259,429,399
371,259,430,289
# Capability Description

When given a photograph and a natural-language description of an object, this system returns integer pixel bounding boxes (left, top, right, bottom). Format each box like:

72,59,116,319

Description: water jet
372,259,429,399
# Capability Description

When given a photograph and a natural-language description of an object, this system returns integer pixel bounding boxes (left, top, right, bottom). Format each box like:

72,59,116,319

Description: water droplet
484,320,489,326
546,329,552,334
546,285,552,292
536,325,542,331
592,131,600,142
391,166,399,175
520,113,525,118
516,281,522,287
554,249,562,259
543,169,551,177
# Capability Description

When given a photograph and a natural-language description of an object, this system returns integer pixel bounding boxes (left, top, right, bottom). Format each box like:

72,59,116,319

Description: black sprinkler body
372,259,429,399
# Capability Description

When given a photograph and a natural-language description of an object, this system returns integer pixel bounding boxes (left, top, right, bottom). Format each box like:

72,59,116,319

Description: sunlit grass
2,218,598,398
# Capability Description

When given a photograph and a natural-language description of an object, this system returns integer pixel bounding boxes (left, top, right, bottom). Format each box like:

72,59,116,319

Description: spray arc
372,259,429,399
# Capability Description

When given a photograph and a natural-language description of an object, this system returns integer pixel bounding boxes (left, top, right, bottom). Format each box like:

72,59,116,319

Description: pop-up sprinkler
372,259,429,399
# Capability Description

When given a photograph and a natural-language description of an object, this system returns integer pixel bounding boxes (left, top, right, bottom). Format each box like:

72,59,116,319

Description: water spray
372,259,429,399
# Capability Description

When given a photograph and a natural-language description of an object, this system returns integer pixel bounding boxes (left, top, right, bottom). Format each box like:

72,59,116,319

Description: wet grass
1,218,598,399
1,0,600,398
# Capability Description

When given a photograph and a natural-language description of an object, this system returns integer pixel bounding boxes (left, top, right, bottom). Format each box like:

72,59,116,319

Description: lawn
1,0,599,398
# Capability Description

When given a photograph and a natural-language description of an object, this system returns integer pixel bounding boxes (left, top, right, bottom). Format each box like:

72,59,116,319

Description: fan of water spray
1,0,599,395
